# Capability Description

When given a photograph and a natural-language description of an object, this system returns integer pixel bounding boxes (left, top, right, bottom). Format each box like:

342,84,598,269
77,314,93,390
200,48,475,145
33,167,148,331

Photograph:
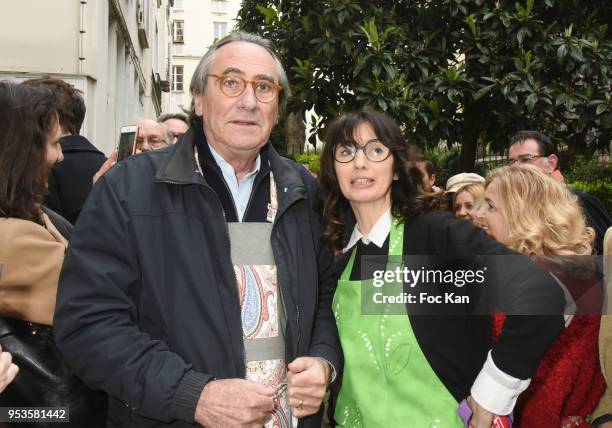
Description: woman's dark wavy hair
319,110,440,251
0,81,58,224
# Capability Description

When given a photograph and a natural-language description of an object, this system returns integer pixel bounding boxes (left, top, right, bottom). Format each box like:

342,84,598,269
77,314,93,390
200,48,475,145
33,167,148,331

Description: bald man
136,118,172,152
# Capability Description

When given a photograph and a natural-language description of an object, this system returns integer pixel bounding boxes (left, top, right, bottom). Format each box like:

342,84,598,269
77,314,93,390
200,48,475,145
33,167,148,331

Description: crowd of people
0,31,611,428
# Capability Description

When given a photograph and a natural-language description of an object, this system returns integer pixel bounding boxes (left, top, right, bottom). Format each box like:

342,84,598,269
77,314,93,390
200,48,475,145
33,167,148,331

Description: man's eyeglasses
333,139,391,163
207,74,282,103
135,137,168,151
506,154,546,166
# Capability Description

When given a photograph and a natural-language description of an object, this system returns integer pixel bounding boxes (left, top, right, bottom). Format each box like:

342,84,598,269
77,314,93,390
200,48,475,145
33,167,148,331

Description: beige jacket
0,213,67,325
594,227,612,420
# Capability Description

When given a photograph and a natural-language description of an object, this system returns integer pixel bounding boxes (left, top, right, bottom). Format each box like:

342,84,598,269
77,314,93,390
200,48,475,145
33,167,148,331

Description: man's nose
140,140,153,152
237,84,258,109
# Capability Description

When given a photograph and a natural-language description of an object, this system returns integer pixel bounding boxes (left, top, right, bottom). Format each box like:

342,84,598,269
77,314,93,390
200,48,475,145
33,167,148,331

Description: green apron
333,217,463,428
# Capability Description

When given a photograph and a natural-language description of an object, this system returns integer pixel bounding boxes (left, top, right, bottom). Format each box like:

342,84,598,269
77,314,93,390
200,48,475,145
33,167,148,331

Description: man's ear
194,94,204,117
547,154,559,172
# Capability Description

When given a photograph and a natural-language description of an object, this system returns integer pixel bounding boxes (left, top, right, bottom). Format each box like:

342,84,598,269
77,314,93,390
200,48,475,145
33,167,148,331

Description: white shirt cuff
470,351,531,415
315,357,337,384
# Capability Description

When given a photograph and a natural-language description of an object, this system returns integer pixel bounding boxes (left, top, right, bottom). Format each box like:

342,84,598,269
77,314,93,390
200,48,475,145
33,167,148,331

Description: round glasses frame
333,139,392,163
505,154,546,166
135,138,168,151
206,74,283,103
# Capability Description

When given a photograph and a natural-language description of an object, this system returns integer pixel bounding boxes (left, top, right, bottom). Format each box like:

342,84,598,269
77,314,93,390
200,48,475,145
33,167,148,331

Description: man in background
508,130,611,254
136,117,173,152
24,76,106,224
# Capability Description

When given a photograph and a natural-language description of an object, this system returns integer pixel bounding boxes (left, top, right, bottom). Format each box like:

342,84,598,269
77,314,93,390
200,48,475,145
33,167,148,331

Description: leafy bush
295,153,321,177
564,158,612,183
425,146,488,188
567,180,612,214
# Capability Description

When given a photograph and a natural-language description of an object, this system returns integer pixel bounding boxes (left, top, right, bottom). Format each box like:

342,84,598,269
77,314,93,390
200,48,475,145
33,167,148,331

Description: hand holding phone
117,125,138,161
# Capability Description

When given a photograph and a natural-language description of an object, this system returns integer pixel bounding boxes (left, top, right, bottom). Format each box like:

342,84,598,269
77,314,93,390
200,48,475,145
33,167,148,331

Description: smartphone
117,125,138,161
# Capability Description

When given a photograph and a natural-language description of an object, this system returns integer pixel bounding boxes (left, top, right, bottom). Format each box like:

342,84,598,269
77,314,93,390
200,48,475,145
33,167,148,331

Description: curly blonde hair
485,165,594,257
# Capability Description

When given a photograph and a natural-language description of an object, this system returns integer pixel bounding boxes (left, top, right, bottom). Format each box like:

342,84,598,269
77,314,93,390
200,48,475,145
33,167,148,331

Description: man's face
163,118,189,144
194,41,280,160
136,119,168,152
508,139,557,174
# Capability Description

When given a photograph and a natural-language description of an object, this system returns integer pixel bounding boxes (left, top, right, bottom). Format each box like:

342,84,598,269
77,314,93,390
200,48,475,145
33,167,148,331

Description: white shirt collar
342,209,392,253
207,142,261,179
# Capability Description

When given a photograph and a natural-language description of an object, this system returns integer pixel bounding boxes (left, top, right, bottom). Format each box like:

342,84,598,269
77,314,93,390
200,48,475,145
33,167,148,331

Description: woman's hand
0,345,19,393
467,396,494,428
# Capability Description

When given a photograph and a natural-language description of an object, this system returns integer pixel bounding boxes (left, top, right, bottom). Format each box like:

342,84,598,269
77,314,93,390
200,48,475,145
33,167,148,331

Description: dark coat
53,129,340,427
45,135,106,224
572,189,611,255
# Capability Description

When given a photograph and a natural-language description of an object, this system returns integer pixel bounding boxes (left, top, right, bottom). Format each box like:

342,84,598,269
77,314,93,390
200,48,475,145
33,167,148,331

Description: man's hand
467,396,494,428
0,345,18,393
93,150,118,185
287,357,331,419
194,378,275,428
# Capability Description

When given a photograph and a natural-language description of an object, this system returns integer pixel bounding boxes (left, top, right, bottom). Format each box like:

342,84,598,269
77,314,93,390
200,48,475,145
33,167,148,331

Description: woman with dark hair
0,81,66,324
0,81,106,425
320,110,565,427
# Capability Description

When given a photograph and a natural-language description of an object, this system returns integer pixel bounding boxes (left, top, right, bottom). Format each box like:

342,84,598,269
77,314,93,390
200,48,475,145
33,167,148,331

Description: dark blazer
46,135,106,224
53,128,340,428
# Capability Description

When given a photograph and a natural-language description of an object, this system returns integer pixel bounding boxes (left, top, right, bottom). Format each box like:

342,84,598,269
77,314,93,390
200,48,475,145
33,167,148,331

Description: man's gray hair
187,32,291,124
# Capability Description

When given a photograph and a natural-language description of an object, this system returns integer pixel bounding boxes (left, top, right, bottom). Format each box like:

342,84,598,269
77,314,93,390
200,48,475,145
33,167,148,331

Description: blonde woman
445,173,485,226
477,164,604,428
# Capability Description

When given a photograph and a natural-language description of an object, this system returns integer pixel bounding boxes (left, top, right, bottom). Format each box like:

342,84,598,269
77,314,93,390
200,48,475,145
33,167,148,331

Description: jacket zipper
183,163,246,376
272,187,306,356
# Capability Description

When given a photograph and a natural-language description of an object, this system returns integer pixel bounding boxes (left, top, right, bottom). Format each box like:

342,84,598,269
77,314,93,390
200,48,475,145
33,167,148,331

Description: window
213,22,227,40
172,65,184,91
173,20,184,43
212,0,227,12
173,0,184,9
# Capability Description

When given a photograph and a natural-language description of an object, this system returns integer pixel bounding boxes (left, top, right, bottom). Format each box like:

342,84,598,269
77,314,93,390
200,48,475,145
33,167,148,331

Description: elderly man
508,130,611,254
136,117,173,152
54,33,340,428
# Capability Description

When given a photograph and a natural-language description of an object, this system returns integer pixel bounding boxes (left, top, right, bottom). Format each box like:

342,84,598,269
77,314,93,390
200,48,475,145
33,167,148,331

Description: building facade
168,0,242,114
0,0,172,154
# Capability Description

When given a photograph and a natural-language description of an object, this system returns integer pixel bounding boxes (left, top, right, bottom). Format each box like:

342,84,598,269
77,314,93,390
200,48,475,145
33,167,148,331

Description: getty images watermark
371,265,487,305
357,254,607,316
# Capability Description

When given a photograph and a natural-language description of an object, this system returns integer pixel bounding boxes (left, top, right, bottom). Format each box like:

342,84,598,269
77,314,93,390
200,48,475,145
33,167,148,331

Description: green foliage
424,146,460,186
424,145,488,186
294,153,321,177
564,157,612,182
567,180,612,213
236,0,612,168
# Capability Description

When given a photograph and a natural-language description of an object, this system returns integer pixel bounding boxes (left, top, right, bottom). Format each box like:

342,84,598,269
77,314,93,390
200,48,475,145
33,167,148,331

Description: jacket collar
59,135,103,153
155,123,307,201
154,127,200,184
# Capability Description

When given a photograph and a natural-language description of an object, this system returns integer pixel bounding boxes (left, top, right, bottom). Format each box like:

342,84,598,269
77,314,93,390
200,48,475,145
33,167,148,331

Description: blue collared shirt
207,143,261,222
